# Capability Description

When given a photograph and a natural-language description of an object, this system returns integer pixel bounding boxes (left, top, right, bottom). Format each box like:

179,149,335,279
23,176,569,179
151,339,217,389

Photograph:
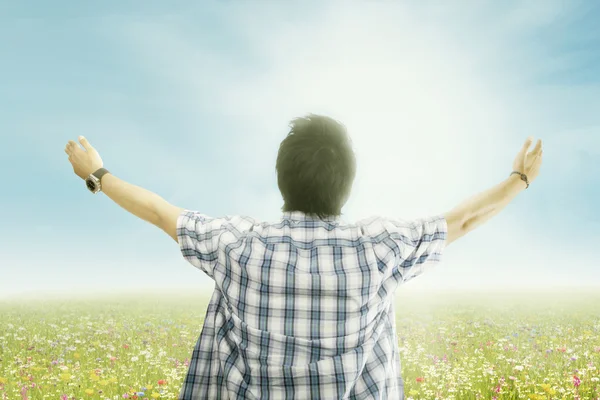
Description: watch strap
92,168,110,183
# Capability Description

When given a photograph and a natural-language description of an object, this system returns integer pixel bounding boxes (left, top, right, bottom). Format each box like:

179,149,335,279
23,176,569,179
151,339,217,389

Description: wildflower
573,375,581,387
416,377,425,383
20,386,28,400
528,395,544,400
157,380,167,386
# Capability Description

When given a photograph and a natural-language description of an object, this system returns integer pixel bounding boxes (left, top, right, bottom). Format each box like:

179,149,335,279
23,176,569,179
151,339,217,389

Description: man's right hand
512,137,543,184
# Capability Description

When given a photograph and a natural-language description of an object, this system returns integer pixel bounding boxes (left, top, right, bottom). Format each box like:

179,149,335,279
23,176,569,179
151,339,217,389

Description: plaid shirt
176,210,447,400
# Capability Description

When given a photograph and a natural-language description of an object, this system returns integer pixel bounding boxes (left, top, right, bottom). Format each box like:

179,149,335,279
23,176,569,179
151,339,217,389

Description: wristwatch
85,168,111,194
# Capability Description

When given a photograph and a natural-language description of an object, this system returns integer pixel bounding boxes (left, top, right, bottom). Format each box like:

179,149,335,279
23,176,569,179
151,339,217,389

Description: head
276,113,357,220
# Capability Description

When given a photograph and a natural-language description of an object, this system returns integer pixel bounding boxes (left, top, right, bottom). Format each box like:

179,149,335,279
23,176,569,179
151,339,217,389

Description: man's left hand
64,136,104,180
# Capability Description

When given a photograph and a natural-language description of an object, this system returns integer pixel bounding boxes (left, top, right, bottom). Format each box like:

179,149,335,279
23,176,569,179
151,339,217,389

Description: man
64,114,542,399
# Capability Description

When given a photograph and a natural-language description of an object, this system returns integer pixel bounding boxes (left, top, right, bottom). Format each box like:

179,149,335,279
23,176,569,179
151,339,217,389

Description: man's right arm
444,174,527,246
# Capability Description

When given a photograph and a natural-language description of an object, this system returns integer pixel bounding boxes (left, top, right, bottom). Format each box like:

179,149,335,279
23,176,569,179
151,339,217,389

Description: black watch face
86,179,96,191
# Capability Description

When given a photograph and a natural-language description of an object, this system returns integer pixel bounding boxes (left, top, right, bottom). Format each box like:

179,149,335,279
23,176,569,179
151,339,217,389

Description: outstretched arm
444,175,525,245
443,137,543,246
99,174,183,242
64,136,183,242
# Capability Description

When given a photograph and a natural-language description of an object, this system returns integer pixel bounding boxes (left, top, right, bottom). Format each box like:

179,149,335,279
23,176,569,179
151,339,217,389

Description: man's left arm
100,174,183,242
64,136,183,242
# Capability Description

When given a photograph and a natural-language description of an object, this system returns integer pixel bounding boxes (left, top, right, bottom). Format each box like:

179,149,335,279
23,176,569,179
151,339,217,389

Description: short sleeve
177,210,226,279
382,215,447,283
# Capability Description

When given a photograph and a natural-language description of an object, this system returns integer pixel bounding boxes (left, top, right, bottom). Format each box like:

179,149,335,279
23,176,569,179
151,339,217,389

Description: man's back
177,210,447,400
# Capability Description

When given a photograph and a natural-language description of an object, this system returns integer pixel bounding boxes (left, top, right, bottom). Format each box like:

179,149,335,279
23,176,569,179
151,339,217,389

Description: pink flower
20,386,28,400
573,375,581,387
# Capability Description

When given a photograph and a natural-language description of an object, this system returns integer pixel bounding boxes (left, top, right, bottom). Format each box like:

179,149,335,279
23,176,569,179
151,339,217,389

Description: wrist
507,174,527,192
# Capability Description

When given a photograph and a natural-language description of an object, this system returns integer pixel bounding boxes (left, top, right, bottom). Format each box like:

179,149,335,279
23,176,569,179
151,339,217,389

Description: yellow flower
409,389,419,396
99,380,109,386
108,377,118,383
60,373,71,381
85,388,94,395
0,377,6,384
74,353,80,359
151,393,161,399
527,394,545,400
146,384,153,390
90,374,100,382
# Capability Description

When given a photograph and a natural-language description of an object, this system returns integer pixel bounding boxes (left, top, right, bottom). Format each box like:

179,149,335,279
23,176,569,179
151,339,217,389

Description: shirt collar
281,211,341,223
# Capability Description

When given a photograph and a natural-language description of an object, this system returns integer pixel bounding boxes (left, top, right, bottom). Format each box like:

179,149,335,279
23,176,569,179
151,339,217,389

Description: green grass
1,289,599,399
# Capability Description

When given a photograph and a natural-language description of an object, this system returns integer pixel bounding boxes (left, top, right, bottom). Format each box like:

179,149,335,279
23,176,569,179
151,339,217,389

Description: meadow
1,288,600,400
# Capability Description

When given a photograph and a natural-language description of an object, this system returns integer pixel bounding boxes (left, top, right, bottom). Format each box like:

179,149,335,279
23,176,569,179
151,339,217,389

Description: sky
1,0,599,300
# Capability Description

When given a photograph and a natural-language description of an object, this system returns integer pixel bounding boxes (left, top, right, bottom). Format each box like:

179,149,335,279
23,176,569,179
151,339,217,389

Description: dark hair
276,113,356,220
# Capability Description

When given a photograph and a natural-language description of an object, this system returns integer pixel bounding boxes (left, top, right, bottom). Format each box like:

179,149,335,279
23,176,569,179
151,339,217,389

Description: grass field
1,288,600,400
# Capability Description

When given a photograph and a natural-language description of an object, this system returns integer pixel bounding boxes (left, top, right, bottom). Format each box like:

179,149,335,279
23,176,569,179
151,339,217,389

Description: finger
78,136,92,151
522,136,533,151
68,140,80,150
530,139,542,154
519,137,533,159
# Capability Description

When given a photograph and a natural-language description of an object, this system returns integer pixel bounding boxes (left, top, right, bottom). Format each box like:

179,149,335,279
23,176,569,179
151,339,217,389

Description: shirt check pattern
176,210,447,400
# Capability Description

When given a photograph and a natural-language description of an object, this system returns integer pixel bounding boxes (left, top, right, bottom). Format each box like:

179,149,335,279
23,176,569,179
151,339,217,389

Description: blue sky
1,0,599,299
